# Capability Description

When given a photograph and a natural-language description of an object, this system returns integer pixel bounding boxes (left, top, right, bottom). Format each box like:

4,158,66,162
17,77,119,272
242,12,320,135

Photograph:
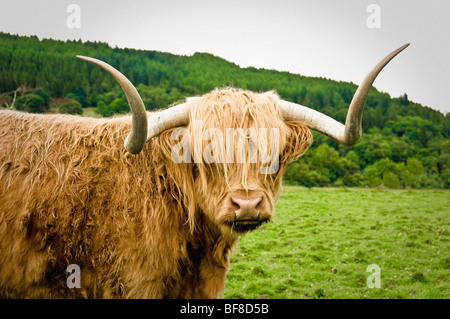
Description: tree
418,127,430,147
363,158,401,188
95,100,107,116
390,138,410,163
15,94,48,113
67,86,88,108
441,169,450,188
100,97,129,117
345,150,360,165
73,86,88,107
383,171,401,188
1,86,33,109
35,89,51,106
342,173,365,187
58,100,82,115
399,93,409,106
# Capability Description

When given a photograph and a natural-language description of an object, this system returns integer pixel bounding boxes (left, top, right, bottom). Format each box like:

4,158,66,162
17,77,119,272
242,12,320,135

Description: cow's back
0,110,134,298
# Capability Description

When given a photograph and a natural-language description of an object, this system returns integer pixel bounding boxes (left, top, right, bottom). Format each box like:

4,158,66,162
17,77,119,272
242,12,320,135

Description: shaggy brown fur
0,88,312,298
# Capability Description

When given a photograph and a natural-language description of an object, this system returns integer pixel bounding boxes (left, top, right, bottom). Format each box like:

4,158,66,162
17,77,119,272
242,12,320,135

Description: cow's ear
281,121,313,164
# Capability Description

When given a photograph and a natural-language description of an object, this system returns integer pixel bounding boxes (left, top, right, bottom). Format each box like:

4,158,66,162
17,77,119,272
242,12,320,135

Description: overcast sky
0,0,449,114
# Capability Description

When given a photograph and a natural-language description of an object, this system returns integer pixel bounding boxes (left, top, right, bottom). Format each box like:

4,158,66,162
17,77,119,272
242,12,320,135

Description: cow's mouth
227,218,269,233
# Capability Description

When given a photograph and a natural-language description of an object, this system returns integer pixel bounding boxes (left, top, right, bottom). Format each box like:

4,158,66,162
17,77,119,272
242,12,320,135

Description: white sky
0,0,449,114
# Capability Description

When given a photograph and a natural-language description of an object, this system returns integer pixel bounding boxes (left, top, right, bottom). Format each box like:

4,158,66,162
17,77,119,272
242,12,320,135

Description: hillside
0,32,448,188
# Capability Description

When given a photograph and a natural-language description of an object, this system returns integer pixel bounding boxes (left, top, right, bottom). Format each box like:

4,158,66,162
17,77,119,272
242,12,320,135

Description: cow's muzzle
225,191,271,233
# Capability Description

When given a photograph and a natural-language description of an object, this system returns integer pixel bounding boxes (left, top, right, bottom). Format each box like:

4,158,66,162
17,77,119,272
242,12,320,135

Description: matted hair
0,88,312,297
156,87,313,232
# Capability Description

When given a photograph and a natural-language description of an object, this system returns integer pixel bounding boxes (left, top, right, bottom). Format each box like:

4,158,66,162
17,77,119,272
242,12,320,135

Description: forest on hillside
0,32,449,188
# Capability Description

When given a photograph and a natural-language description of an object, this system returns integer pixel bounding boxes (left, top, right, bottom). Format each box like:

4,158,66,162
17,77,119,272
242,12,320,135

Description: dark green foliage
15,93,48,113
100,97,129,117
58,100,82,115
34,89,51,105
0,32,448,188
68,86,88,107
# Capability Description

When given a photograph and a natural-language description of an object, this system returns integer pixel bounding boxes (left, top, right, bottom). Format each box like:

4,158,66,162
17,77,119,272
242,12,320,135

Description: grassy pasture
224,187,449,299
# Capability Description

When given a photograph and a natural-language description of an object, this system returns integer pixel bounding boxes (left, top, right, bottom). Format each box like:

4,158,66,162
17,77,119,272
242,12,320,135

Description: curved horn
280,43,410,146
146,98,196,140
77,55,148,154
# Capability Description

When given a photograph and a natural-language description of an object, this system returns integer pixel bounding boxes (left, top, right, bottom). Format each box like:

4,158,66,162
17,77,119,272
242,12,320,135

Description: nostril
255,197,263,209
231,199,240,209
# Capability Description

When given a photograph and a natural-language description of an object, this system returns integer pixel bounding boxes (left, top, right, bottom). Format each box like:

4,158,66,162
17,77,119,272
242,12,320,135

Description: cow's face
194,161,283,234
182,89,313,234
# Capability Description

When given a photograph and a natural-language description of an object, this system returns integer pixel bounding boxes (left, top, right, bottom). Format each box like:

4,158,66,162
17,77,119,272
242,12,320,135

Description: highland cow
0,44,408,298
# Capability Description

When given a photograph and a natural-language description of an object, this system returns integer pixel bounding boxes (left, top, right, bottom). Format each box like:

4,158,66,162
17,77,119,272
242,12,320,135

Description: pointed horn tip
391,43,410,56
76,55,98,63
76,55,101,64
399,42,410,51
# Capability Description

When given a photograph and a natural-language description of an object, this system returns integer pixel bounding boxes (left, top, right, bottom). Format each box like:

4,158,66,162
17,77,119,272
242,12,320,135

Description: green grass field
224,187,449,299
